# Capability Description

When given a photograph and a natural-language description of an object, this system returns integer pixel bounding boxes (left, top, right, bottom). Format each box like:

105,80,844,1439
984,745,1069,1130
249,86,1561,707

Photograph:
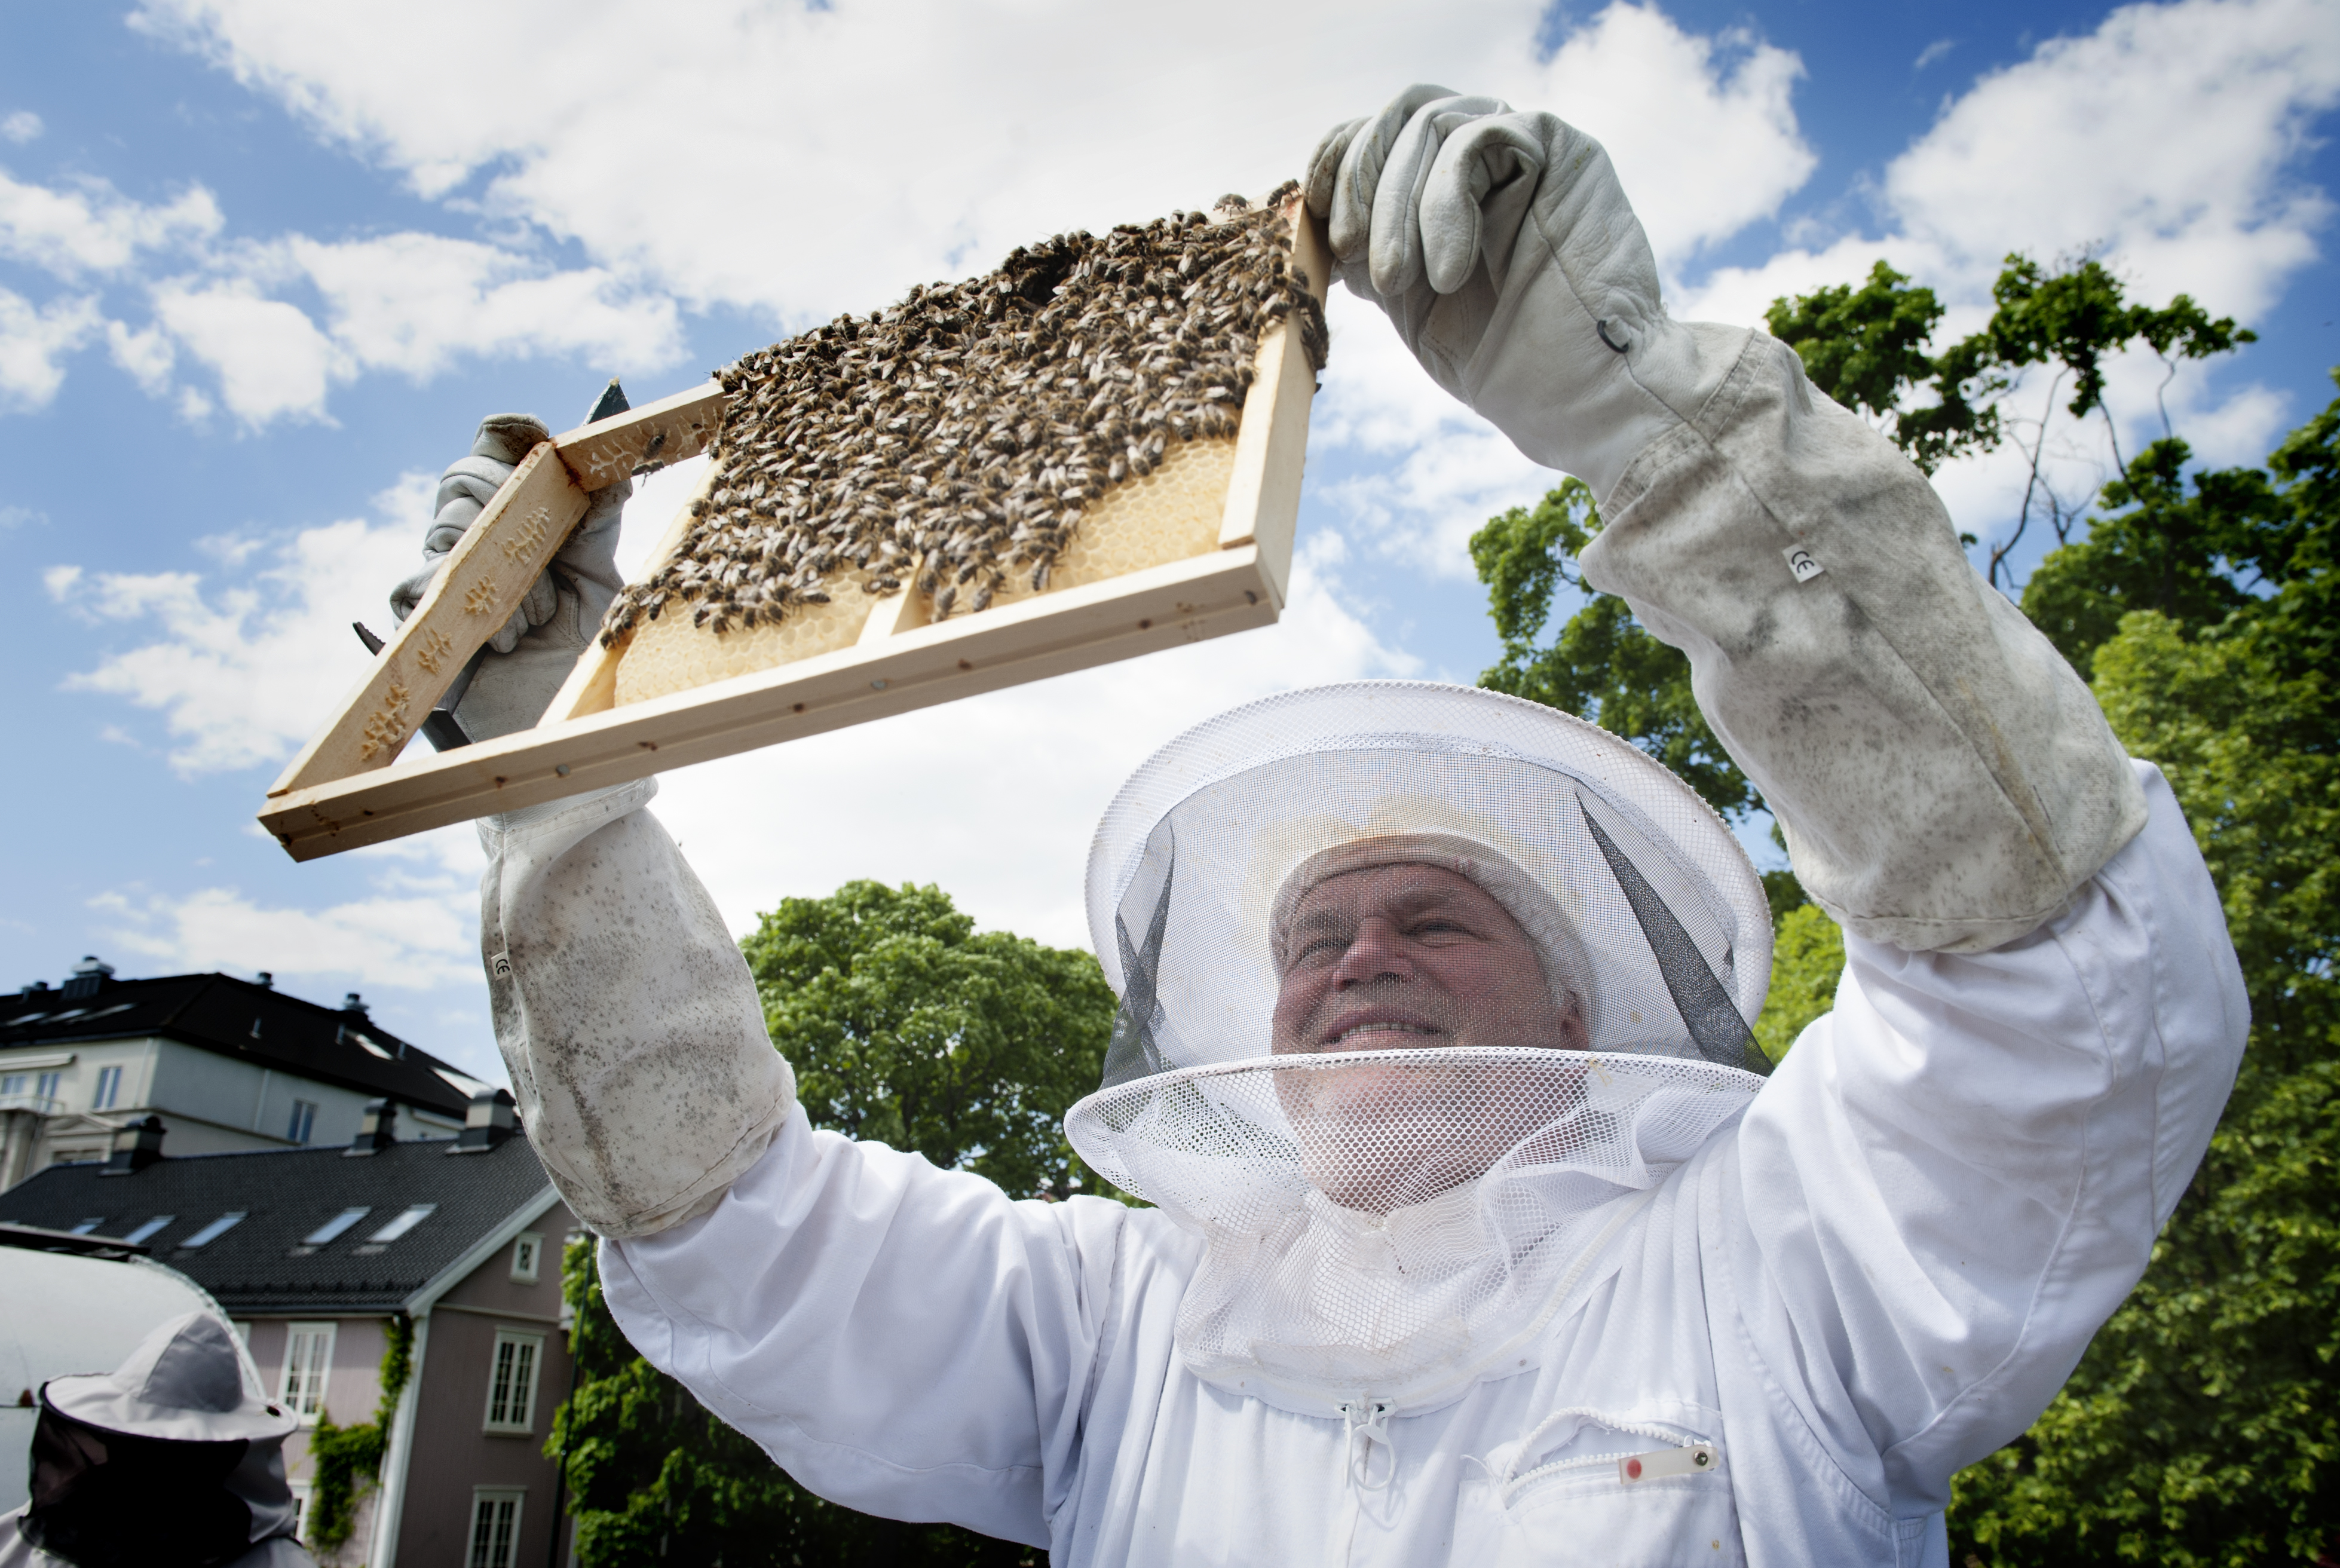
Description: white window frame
509,1230,543,1285
287,1098,317,1146
467,1487,525,1568
279,1322,336,1423
289,1480,313,1542
482,1329,544,1434
91,1064,121,1110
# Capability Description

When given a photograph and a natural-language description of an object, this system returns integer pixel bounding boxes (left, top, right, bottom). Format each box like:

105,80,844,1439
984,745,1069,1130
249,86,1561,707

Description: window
179,1211,246,1248
365,1203,437,1244
0,1074,22,1096
467,1489,525,1568
68,1218,104,1235
34,1071,60,1102
280,1322,336,1422
482,1330,543,1433
509,1231,543,1284
92,1065,121,1110
301,1207,370,1247
121,1215,173,1245
286,1100,317,1146
289,1482,312,1542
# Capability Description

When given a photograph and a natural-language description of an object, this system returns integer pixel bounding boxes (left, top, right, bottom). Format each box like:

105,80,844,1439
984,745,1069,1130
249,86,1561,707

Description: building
1,957,476,1189
0,1097,580,1568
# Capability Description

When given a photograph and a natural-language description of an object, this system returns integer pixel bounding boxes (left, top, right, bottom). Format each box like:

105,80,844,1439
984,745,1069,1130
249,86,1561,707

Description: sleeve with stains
478,779,796,1238
1577,330,2145,952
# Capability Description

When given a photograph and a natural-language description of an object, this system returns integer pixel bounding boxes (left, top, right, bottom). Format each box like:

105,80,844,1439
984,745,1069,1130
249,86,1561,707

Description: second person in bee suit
409,86,2248,1565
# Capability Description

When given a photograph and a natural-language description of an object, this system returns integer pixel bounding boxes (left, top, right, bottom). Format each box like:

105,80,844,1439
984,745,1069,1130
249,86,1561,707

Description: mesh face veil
1064,682,1775,1415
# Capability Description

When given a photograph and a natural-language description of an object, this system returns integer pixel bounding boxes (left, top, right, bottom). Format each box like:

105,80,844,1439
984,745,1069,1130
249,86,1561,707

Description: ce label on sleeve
1783,545,1825,583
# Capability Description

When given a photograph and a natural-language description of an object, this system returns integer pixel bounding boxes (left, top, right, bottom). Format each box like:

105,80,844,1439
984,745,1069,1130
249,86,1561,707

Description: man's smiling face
1270,862,1585,1056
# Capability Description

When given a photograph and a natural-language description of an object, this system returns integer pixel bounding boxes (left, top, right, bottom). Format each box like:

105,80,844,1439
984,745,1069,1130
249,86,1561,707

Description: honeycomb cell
612,435,1239,706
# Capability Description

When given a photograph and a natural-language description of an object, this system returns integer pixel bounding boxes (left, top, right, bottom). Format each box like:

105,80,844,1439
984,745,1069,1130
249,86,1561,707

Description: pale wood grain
259,544,1279,859
267,442,590,798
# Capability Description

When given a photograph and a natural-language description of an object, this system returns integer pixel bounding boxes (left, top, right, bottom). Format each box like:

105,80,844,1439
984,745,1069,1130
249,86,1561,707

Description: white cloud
288,231,683,381
149,275,342,426
0,167,222,278
0,503,47,530
106,317,176,396
128,0,1816,321
91,859,479,993
51,473,431,773
1523,4,1815,265
1,112,41,145
1883,0,2340,317
0,286,101,410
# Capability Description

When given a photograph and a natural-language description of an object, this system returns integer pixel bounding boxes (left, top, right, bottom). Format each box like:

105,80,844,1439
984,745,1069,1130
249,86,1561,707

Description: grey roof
0,972,474,1119
0,1137,555,1314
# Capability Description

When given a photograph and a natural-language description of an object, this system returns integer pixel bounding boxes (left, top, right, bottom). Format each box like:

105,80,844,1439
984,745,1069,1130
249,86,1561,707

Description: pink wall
394,1196,580,1568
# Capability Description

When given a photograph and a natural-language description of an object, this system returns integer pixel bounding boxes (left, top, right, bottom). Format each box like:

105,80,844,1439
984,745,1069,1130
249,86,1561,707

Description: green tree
550,880,1119,1566
1752,904,1843,1065
745,878,1122,1201
1950,383,2340,1564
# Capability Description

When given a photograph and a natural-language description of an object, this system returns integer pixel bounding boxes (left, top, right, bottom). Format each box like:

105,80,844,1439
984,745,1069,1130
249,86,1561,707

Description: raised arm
1312,87,2248,1506
397,411,1131,1544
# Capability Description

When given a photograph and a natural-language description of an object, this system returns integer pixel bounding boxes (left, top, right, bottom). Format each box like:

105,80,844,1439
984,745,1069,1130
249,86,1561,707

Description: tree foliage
1477,253,2335,1559
1951,382,2340,1564
550,880,1118,1566
745,878,1121,1200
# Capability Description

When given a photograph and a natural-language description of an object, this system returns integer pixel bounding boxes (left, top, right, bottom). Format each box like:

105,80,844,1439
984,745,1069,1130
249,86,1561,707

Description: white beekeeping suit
439,89,2247,1567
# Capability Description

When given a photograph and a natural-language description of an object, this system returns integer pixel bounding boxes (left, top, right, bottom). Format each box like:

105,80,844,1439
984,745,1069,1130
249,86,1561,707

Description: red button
1625,1459,1643,1480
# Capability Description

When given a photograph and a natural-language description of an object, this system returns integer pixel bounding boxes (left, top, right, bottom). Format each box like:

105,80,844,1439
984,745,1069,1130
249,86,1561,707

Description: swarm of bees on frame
598,183,1327,645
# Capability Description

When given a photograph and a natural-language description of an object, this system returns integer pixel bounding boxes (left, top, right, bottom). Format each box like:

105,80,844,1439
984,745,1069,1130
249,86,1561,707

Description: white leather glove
480,779,796,1238
1311,88,2145,951
390,409,632,740
1306,85,1742,500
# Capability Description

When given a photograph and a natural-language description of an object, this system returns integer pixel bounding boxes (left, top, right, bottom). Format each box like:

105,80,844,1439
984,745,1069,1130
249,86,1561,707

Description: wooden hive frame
259,201,1330,862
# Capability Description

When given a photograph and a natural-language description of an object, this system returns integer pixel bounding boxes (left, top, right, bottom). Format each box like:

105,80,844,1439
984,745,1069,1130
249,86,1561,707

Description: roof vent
346,1098,397,1157
342,992,369,1015
17,981,50,999
102,1115,166,1177
451,1087,519,1154
256,972,273,989
62,957,115,1002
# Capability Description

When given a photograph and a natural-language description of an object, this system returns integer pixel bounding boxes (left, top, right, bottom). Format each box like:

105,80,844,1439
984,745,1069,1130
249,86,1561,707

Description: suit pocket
1450,1406,1742,1567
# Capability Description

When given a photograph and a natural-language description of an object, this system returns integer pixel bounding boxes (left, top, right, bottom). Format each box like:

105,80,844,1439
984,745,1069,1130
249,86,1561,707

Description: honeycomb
614,436,1239,705
600,186,1324,708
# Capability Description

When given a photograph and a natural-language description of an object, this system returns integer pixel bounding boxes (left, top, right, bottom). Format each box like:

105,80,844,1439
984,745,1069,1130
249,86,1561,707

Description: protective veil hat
1065,682,1775,1416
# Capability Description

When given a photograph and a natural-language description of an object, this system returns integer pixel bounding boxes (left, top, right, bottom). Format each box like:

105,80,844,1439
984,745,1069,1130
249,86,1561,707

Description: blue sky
4,0,2336,1085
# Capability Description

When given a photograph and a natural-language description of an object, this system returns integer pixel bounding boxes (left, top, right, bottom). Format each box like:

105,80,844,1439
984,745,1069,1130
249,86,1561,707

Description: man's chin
1272,1054,1592,1214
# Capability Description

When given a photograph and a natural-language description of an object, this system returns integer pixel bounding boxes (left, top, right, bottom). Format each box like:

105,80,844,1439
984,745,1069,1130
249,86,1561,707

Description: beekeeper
411,87,2247,1566
4,1312,313,1567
